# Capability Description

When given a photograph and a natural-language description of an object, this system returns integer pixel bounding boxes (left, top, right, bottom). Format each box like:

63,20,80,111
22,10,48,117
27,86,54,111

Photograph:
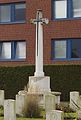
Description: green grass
0,117,45,120
0,117,3,120
18,118,45,120
0,107,45,120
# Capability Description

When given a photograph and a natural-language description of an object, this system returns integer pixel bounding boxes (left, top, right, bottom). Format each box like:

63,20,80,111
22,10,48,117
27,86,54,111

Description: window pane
71,39,81,58
55,41,66,58
15,3,26,21
55,0,67,18
73,0,81,17
0,5,11,22
1,42,11,59
15,42,26,59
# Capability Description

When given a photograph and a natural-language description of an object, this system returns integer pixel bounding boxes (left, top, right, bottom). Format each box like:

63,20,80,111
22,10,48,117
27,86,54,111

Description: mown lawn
0,117,45,120
17,118,45,120
0,106,45,120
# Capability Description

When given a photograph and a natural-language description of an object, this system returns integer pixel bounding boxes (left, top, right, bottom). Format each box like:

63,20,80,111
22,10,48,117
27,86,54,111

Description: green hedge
0,66,34,99
0,65,81,101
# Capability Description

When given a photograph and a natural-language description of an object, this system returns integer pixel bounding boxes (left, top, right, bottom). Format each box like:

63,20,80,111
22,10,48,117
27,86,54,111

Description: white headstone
46,110,64,120
18,90,27,95
45,94,56,113
16,94,26,117
77,110,81,119
4,99,16,120
51,92,61,105
0,90,4,106
70,91,79,111
77,95,81,118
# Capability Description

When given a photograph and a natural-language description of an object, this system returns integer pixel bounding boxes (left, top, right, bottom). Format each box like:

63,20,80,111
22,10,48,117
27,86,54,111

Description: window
0,3,26,23
52,0,81,19
51,39,81,60
54,0,67,18
73,0,81,17
71,39,81,58
1,42,11,59
15,4,26,21
0,5,11,22
0,41,26,60
15,42,26,59
55,40,66,58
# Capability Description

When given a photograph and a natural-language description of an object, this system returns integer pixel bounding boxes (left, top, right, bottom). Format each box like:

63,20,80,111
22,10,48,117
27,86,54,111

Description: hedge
0,65,81,101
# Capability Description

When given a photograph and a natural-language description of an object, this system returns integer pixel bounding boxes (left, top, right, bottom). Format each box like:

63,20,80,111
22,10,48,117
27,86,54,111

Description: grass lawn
0,105,45,120
0,106,45,120
18,118,45,120
0,117,45,120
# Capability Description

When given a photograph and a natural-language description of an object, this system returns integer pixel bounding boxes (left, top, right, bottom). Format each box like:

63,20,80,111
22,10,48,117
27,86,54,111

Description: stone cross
31,9,49,77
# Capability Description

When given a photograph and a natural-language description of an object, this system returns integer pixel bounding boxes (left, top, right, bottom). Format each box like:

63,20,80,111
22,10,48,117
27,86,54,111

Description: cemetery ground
1,92,81,120
0,105,45,120
0,117,45,120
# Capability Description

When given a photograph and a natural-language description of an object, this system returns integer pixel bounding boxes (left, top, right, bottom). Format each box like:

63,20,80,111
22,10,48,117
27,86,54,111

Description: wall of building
0,0,81,66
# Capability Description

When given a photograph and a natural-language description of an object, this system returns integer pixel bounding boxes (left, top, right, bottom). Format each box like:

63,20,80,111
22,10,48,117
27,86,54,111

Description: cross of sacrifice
30,9,49,77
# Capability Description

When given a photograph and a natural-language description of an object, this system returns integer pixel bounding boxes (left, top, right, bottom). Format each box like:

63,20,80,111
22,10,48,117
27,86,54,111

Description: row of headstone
16,91,64,120
3,91,57,119
0,89,61,120
3,90,81,120
45,94,64,120
3,90,27,120
45,91,81,120
45,91,78,120
0,90,16,120
16,90,61,116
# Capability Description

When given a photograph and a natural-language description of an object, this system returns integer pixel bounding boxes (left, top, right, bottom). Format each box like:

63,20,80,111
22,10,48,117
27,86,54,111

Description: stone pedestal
28,76,51,93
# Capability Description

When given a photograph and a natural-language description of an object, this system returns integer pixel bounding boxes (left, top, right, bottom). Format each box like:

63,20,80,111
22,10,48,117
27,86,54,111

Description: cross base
34,71,44,77
28,76,51,93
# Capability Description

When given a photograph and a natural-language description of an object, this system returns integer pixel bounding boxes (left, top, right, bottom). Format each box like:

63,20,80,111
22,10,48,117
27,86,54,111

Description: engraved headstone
4,99,16,120
77,95,81,118
70,91,79,111
45,94,56,113
16,94,26,117
46,110,64,120
52,92,61,105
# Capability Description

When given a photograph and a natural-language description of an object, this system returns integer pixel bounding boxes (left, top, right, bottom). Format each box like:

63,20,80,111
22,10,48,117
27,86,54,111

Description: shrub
22,95,41,118
56,103,75,112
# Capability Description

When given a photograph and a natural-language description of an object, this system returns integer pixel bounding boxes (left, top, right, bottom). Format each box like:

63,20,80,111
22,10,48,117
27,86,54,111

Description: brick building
0,0,81,66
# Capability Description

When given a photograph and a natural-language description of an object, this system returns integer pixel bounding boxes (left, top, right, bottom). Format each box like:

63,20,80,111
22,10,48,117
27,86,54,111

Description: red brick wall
0,0,81,66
